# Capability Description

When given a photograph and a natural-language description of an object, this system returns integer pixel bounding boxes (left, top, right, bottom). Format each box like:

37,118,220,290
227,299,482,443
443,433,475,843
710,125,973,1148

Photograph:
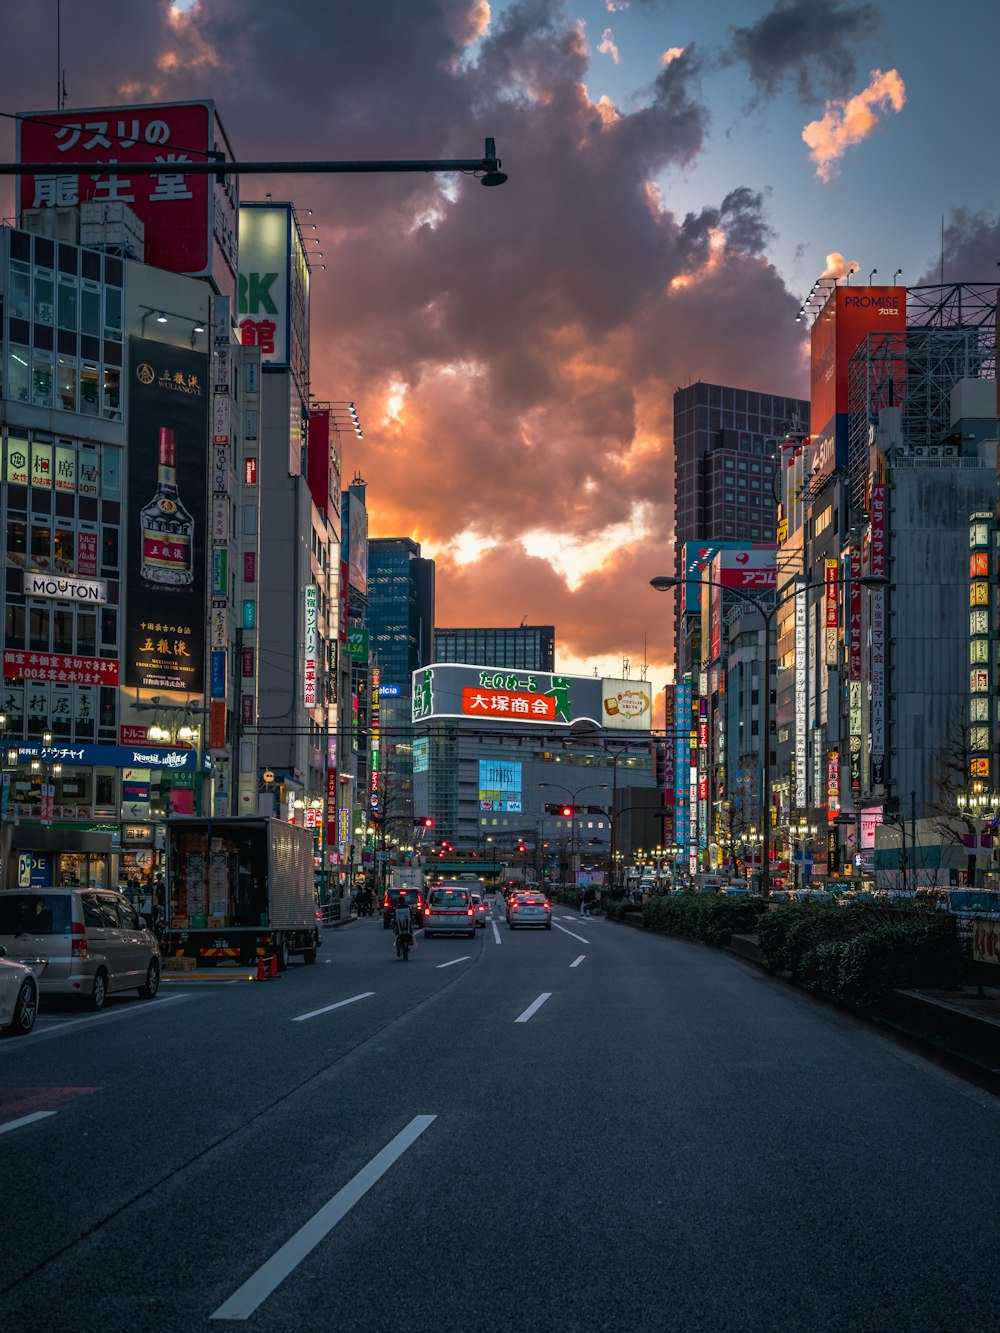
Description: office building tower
672,381,809,677
433,625,555,671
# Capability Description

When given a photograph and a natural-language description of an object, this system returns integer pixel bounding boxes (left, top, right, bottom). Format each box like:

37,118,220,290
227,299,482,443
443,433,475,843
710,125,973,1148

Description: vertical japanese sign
673,682,692,852
303,584,317,708
824,559,839,666
369,666,381,820
662,685,676,810
848,540,863,794
124,336,208,691
794,585,808,808
869,483,886,785
827,751,841,814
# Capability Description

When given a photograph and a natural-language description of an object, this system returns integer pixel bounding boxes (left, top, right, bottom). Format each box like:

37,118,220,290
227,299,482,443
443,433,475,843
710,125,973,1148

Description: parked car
381,887,426,929
423,886,476,938
508,893,552,930
0,946,38,1035
471,892,488,928
721,885,753,897
0,888,161,1011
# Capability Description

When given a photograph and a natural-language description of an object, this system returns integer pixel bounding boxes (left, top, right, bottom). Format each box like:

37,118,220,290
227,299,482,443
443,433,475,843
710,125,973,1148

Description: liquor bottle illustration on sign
139,426,194,588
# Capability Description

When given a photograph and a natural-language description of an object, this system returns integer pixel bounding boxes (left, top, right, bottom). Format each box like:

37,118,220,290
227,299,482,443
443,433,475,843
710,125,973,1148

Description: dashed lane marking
211,1115,437,1320
291,992,375,1023
515,992,552,1023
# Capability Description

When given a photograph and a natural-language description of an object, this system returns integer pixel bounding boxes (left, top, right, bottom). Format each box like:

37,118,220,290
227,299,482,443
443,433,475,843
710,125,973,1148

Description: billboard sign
17,100,238,296
237,203,308,372
411,665,654,733
869,482,886,782
810,286,907,483
714,546,777,589
124,336,208,692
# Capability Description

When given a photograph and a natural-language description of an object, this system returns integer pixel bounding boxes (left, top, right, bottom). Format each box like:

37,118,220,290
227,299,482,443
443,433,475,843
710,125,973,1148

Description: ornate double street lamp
956,784,1000,887
651,570,889,896
791,819,818,891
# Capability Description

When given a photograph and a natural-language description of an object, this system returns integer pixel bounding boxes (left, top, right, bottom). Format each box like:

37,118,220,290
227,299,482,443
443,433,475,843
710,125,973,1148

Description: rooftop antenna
940,214,945,284
56,0,67,109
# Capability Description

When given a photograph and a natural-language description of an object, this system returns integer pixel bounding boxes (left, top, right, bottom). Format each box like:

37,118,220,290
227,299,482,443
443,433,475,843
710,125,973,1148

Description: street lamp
538,781,608,890
791,820,818,891
956,784,1000,888
651,571,889,896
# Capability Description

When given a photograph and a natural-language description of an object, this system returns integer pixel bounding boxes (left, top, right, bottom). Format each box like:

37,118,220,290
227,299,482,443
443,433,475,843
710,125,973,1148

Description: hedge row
641,893,768,946
638,897,961,1009
755,904,960,1009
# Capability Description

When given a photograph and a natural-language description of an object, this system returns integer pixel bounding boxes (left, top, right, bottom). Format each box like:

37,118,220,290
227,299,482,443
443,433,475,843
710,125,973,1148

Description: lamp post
956,784,1000,888
538,781,608,890
651,571,889,897
791,819,818,891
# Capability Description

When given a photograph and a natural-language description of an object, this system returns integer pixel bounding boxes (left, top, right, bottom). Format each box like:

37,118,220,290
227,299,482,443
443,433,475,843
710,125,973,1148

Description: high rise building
365,536,435,841
433,625,555,670
672,382,809,676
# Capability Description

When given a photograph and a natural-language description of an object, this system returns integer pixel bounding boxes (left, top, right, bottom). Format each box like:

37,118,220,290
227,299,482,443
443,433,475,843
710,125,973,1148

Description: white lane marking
436,956,470,969
292,992,375,1023
0,993,194,1051
0,1110,57,1136
570,955,586,968
515,992,552,1023
552,922,589,945
491,920,502,944
211,1114,437,1321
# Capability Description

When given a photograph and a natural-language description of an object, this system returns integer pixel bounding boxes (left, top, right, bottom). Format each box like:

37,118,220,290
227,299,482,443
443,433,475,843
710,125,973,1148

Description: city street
2,900,999,1332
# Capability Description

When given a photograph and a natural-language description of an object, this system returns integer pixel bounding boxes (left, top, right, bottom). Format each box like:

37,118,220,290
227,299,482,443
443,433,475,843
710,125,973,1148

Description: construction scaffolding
847,283,997,512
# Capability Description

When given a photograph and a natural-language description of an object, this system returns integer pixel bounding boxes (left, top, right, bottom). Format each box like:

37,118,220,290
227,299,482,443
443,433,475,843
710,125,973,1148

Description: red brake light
71,920,88,957
544,902,551,910
425,908,432,916
466,908,474,916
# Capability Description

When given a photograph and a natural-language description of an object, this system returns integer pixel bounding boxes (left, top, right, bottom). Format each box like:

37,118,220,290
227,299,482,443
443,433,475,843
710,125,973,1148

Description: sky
2,0,999,703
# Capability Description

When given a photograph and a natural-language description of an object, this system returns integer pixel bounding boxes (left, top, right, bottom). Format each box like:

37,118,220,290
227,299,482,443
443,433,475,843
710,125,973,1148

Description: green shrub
641,893,767,946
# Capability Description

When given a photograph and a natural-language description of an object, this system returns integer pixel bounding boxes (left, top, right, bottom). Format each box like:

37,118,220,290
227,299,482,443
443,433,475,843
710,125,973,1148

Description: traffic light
414,817,434,828
544,802,578,816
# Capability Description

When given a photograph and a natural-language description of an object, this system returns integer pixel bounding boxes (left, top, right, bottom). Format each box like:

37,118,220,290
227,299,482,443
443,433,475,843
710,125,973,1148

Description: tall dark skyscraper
366,538,435,823
672,381,809,674
433,625,555,670
367,538,435,686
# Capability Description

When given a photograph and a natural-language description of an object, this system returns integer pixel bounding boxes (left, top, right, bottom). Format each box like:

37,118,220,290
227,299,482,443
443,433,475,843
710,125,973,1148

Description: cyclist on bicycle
392,892,414,957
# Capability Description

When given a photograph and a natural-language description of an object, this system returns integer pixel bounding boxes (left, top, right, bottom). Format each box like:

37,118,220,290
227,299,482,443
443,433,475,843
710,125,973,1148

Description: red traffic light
415,817,434,828
560,806,573,817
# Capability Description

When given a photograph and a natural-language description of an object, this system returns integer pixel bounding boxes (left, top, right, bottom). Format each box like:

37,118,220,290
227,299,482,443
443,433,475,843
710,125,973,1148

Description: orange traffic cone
269,953,279,979
256,956,267,982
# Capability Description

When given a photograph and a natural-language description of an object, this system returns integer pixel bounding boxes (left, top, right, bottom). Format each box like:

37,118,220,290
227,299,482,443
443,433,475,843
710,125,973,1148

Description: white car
0,946,38,1036
471,893,488,928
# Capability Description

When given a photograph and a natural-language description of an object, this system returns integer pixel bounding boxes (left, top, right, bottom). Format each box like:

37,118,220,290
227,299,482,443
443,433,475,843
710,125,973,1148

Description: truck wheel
276,936,290,972
303,946,317,964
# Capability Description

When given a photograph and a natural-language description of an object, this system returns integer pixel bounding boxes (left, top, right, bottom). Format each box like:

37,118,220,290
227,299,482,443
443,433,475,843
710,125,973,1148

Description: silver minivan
0,888,161,1010
423,886,477,938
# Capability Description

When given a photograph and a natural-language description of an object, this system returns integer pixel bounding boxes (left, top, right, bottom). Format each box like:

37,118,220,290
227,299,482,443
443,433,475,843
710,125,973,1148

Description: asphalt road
2,900,1000,1332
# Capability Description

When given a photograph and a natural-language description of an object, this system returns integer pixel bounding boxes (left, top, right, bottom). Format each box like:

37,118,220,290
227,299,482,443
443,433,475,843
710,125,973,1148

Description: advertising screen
124,336,208,691
479,759,522,812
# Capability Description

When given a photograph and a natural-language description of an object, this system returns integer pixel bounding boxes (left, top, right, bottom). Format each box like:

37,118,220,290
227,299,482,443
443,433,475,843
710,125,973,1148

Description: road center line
292,992,375,1023
436,956,470,969
210,1114,437,1321
491,920,502,944
570,955,586,968
0,1110,57,1136
515,992,552,1023
552,922,590,944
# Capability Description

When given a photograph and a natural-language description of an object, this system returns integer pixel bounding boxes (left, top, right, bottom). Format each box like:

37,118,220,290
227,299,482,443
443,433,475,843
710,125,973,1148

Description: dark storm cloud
725,0,881,104
0,0,809,680
917,208,1000,285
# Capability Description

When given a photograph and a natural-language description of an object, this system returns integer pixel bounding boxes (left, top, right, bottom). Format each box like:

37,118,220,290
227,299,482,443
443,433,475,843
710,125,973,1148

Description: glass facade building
433,625,555,671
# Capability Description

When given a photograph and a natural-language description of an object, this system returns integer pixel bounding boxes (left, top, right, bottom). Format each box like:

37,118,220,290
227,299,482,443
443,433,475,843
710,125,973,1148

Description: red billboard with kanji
16,100,238,293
